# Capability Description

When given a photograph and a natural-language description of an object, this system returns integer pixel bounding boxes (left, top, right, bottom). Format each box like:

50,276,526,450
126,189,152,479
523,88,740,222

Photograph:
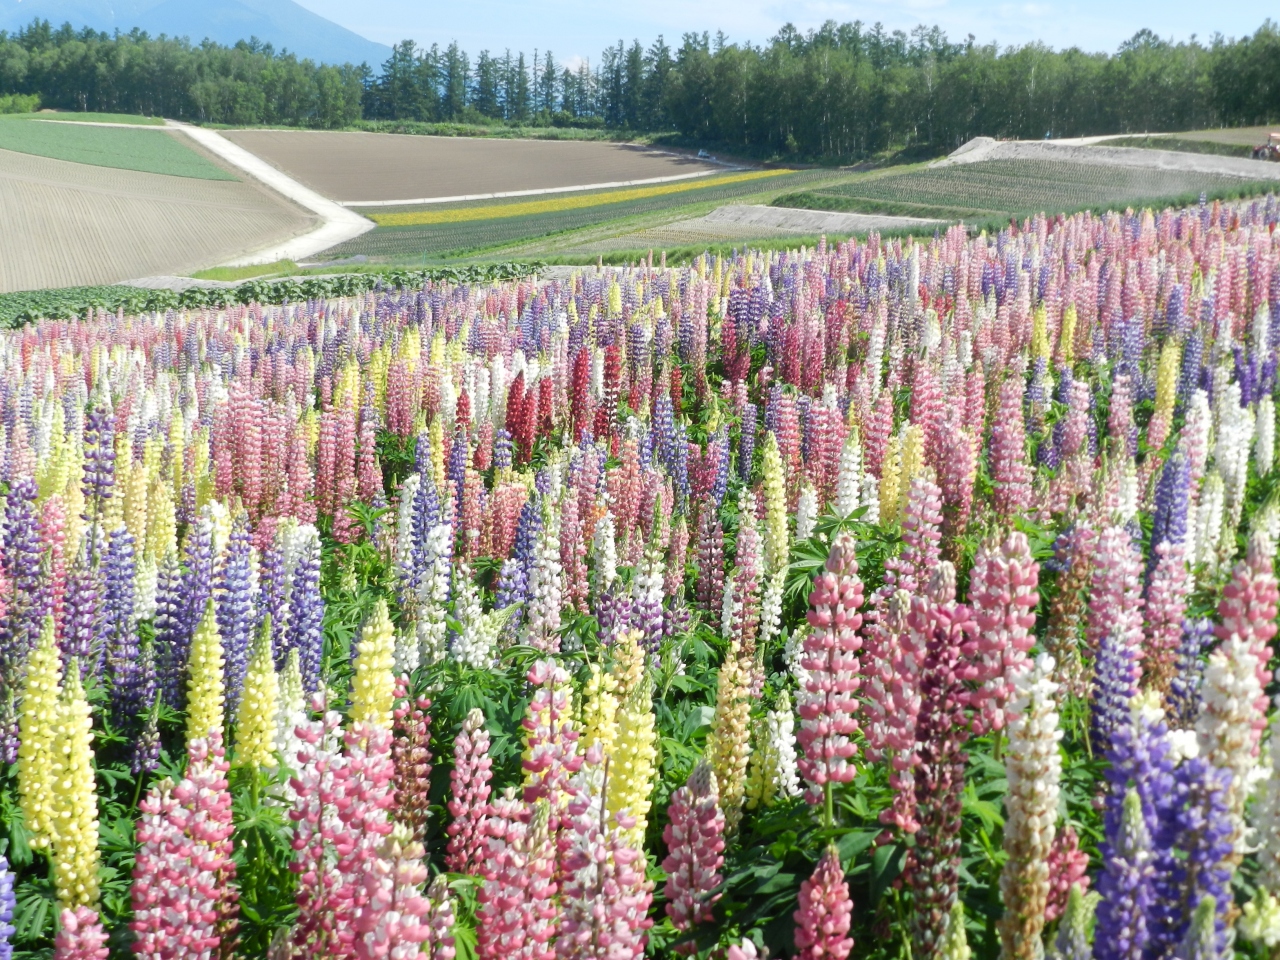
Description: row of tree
1,17,1277,160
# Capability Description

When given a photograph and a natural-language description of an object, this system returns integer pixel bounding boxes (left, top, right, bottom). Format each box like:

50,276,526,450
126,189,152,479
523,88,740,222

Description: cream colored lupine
878,434,902,523
758,568,787,649
186,599,226,744
745,689,801,809
1193,471,1225,570
351,598,397,730
18,617,62,851
51,667,100,908
234,620,280,768
707,642,753,833
274,649,307,772
998,654,1062,960
608,630,657,847
942,901,972,960
761,432,789,576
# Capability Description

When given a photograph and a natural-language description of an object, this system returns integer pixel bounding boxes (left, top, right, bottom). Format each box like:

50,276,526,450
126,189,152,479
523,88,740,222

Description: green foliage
0,117,236,179
0,262,544,326
0,93,39,114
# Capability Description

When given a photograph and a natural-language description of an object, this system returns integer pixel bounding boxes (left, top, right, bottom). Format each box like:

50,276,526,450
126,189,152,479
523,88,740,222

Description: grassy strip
1099,136,1256,158
369,169,794,226
0,263,544,326
772,191,994,220
6,111,166,126
191,261,301,282
0,118,235,178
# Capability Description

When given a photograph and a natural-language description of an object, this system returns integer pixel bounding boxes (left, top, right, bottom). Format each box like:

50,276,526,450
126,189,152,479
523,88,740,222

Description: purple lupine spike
180,520,215,648
285,525,324,693
216,515,256,714
414,428,433,476
260,542,289,669
493,428,513,471
1149,449,1191,581
61,545,103,675
1151,758,1234,960
0,853,13,960
0,477,49,762
81,405,116,530
1167,619,1212,728
494,496,542,627
448,425,468,518
738,403,757,481
153,551,187,709
103,529,147,724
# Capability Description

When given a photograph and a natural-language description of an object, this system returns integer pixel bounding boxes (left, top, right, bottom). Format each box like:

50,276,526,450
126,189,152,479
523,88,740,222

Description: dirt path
169,123,375,265
936,137,1280,181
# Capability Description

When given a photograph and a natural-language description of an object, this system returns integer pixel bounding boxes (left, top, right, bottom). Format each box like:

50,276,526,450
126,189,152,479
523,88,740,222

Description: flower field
2,193,1280,960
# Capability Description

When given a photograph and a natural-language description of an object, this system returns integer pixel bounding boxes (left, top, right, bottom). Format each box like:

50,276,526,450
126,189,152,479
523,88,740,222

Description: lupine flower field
2,194,1280,960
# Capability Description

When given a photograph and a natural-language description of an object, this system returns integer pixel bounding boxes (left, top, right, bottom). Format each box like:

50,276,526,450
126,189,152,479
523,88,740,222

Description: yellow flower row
370,169,795,227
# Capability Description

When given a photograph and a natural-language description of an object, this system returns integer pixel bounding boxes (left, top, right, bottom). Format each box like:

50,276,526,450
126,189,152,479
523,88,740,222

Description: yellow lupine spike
580,663,618,757
18,617,62,851
186,599,226,745
760,432,789,577
878,433,902,524
1154,339,1182,424
51,665,101,908
1030,304,1050,361
607,630,657,849
1058,304,1078,366
707,642,752,834
350,599,396,730
234,618,280,768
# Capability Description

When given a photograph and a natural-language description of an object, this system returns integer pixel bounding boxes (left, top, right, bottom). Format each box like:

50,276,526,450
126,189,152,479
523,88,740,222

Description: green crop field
0,118,235,179
6,112,166,126
774,159,1276,222
324,168,839,262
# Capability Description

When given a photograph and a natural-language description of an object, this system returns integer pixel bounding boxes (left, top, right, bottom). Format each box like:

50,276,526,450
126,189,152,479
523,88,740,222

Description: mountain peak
0,0,393,66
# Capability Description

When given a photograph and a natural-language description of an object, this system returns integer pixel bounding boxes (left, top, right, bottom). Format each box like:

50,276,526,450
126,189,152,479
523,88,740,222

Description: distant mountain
0,0,393,66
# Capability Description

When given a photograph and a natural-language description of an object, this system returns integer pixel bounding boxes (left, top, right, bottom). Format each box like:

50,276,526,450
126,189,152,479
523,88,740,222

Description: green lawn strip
772,191,998,220
0,118,235,179
7,111,166,126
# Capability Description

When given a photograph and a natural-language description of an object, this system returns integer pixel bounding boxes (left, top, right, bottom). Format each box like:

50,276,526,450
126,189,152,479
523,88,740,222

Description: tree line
1,17,1277,161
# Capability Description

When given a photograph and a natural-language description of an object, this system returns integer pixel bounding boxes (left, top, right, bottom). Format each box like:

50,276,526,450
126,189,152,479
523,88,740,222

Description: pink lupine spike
446,708,493,876
53,907,108,960
794,846,853,960
661,761,726,945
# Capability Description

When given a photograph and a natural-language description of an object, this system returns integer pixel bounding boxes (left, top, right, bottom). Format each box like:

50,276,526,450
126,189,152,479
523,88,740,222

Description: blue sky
295,0,1274,65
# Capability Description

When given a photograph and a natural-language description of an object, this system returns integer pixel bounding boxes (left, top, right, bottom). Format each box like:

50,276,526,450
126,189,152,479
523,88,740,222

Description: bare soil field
0,147,317,292
221,130,721,204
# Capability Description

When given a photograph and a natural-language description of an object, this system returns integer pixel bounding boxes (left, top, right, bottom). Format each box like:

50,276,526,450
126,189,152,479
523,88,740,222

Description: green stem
824,781,834,831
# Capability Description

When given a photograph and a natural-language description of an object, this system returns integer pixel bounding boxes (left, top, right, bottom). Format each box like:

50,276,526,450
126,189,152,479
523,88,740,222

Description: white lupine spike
592,511,617,592
794,483,818,542
1194,472,1225,569
523,503,563,651
757,569,786,648
1256,395,1275,478
416,522,453,667
834,432,862,517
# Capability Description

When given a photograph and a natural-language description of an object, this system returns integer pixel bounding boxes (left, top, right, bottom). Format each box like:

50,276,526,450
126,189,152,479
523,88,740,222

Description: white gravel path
167,122,375,265
935,137,1280,181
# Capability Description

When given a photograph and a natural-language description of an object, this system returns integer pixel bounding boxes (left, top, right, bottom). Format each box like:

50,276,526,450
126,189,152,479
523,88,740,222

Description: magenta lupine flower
793,845,853,960
391,678,433,844
446,708,493,876
132,734,238,959
935,416,976,543
796,532,865,808
661,761,726,946
967,532,1040,734
1044,827,1091,923
990,376,1032,519
476,791,558,960
1143,539,1192,694
52,907,108,960
555,747,654,960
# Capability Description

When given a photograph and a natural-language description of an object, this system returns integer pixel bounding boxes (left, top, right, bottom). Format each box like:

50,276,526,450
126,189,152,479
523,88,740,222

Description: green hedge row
0,262,546,326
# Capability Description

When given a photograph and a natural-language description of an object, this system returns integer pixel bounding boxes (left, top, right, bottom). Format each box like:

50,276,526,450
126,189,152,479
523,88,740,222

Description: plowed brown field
220,130,720,203
0,147,317,292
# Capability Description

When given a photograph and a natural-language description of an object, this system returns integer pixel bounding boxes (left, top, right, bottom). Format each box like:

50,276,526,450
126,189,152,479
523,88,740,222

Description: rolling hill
0,0,392,66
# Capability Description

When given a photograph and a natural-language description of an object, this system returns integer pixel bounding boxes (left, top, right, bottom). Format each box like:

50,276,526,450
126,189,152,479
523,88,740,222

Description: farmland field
0,147,315,291
774,158,1278,221
319,168,837,261
0,117,237,178
5,111,167,125
221,128,721,202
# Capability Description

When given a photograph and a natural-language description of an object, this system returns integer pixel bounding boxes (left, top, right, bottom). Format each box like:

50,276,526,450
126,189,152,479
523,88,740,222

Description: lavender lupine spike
494,496,541,625
216,515,256,714
179,519,215,655
0,477,49,762
258,541,288,670
1095,788,1156,960
1166,619,1212,728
